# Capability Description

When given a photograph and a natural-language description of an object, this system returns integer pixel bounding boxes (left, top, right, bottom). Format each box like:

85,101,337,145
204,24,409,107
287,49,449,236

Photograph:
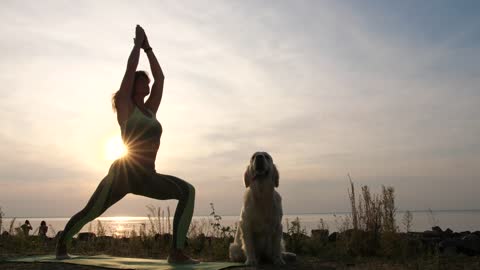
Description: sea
3,210,480,238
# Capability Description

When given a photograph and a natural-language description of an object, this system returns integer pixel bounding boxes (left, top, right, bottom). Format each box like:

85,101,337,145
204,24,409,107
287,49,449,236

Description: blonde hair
112,70,151,112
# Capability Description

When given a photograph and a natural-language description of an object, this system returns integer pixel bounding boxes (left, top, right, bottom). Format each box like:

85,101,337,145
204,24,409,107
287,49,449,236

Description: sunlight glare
105,136,127,161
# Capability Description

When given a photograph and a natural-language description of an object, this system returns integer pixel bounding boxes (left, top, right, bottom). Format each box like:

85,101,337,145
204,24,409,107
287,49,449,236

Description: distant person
55,25,197,264
20,220,32,236
39,220,48,238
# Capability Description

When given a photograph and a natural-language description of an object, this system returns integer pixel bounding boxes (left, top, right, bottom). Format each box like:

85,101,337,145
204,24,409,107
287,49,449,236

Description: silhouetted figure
55,25,197,264
20,220,32,236
39,220,48,238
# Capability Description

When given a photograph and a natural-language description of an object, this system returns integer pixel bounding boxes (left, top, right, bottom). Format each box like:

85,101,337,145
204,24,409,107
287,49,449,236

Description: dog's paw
273,256,286,265
245,257,258,266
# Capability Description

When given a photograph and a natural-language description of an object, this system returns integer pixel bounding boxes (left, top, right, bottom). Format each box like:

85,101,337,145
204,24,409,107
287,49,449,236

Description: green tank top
121,105,162,164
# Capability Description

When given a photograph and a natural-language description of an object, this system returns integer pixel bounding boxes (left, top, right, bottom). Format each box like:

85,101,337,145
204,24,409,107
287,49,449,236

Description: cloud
0,1,479,217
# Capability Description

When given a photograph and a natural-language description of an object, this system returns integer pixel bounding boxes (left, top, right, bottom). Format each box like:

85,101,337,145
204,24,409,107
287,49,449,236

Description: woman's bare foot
55,242,71,260
167,249,199,264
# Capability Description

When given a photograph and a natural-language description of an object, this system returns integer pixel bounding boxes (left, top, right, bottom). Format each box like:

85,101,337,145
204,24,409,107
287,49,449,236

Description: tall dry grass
8,217,17,235
427,208,439,228
0,207,4,234
340,176,402,257
402,210,413,233
146,204,172,235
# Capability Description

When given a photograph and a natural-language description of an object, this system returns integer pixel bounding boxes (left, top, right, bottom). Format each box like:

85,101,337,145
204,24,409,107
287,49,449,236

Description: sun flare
105,136,128,161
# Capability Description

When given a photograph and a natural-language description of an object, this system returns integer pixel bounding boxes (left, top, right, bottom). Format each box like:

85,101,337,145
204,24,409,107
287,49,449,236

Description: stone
311,229,329,241
77,232,96,241
460,234,480,256
328,232,338,242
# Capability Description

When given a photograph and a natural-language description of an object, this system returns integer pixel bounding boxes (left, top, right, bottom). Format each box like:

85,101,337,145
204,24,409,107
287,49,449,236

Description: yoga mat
5,254,244,270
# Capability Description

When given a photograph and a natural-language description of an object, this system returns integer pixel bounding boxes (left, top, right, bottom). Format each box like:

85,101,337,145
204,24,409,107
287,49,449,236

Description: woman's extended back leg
57,166,129,249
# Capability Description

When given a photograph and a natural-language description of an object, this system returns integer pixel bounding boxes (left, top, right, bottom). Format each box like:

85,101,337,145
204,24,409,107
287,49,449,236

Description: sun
105,136,128,161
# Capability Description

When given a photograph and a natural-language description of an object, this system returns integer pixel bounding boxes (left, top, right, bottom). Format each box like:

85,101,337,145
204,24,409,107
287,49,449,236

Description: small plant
209,203,222,237
130,225,138,238
348,174,358,230
427,208,439,228
8,217,16,235
209,203,234,238
139,223,147,239
146,205,163,235
340,177,401,257
0,207,4,233
382,185,397,233
402,210,413,232
317,218,329,231
286,217,307,253
333,213,352,233
49,224,57,238
96,220,106,237
166,206,171,235
288,217,306,235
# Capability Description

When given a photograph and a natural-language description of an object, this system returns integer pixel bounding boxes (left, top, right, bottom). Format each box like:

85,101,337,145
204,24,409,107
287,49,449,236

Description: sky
0,0,479,218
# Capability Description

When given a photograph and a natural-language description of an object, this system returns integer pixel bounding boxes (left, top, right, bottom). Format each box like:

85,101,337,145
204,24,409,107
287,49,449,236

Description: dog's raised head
244,151,279,188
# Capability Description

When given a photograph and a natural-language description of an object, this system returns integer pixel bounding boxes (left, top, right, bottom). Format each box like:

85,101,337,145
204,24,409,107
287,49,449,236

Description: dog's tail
282,251,297,263
229,242,245,262
229,229,245,262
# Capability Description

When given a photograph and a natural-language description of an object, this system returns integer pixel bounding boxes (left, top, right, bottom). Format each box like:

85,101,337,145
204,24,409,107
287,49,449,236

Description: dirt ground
2,256,480,270
0,257,338,270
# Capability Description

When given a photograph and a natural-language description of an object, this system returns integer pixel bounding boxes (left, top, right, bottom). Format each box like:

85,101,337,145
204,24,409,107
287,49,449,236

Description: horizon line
5,208,480,219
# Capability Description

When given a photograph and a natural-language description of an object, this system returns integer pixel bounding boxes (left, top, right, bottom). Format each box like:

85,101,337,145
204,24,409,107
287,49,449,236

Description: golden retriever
229,151,285,265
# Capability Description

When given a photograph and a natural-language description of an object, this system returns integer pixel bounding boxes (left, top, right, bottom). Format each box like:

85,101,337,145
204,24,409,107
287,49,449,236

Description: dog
229,151,286,266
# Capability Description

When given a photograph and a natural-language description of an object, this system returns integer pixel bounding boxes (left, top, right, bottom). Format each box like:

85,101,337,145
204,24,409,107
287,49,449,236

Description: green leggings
57,158,195,249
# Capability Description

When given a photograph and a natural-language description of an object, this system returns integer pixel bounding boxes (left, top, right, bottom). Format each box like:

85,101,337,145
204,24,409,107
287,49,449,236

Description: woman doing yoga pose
55,25,198,264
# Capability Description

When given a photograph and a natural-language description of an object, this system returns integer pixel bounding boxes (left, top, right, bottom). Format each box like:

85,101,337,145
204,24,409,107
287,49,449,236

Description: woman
55,25,198,264
39,220,48,238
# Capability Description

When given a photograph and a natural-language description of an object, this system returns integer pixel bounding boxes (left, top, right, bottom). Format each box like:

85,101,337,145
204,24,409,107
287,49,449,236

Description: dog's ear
244,166,253,188
272,164,279,187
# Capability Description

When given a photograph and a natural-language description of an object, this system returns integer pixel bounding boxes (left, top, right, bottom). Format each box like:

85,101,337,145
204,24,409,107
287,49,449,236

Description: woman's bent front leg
132,172,196,263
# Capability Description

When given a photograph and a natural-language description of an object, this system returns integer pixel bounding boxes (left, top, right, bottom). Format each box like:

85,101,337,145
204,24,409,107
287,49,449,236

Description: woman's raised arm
143,34,165,114
118,25,145,99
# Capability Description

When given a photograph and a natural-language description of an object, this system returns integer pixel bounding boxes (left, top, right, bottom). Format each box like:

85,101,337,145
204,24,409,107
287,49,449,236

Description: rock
439,234,480,256
442,246,458,256
77,232,96,241
343,229,355,238
439,238,461,255
432,226,443,233
96,236,114,242
54,231,63,240
423,230,442,238
460,234,480,256
444,228,454,237
206,236,213,246
406,232,423,239
154,233,172,242
311,229,329,241
328,232,338,242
